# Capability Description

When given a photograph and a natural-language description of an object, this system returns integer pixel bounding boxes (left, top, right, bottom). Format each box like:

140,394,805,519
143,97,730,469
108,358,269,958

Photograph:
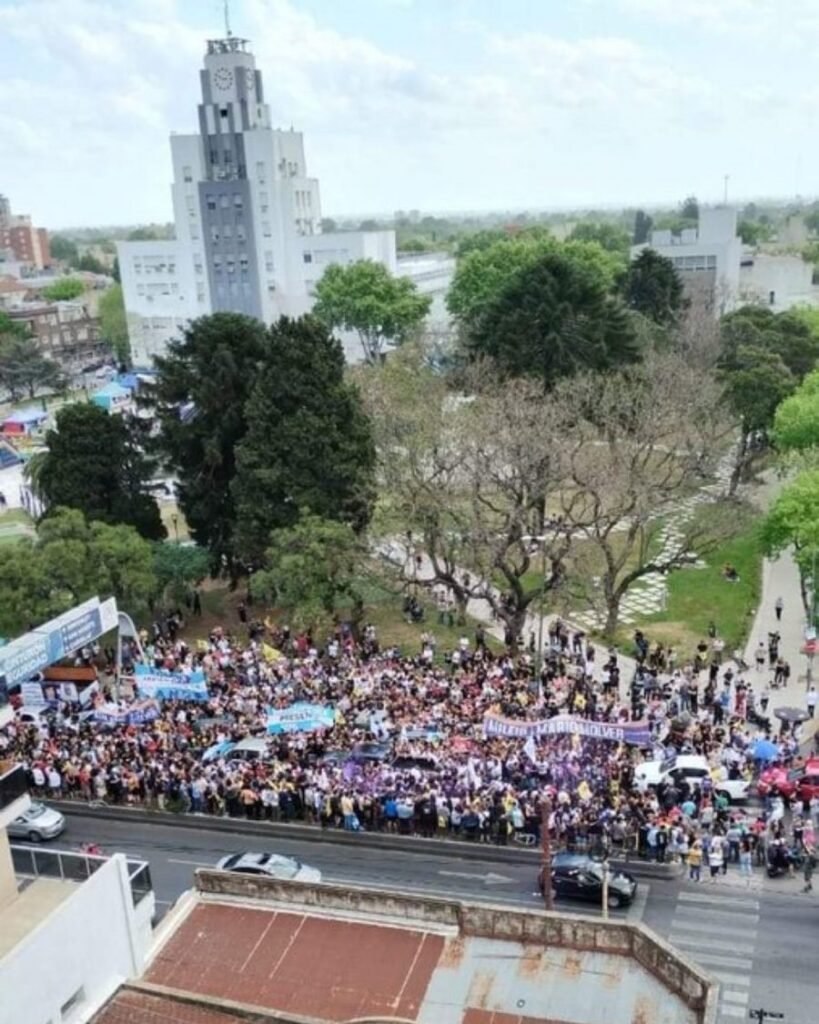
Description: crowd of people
1,605,816,886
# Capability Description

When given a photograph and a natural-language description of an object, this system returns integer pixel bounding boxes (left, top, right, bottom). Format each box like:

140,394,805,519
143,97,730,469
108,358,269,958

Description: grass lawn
0,507,35,546
614,524,763,659
180,574,499,659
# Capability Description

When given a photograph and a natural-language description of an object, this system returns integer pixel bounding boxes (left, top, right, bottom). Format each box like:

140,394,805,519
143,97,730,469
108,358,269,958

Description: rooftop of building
96,871,714,1024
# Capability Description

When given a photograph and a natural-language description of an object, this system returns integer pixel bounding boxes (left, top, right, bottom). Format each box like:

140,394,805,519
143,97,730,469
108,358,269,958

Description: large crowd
1,609,816,882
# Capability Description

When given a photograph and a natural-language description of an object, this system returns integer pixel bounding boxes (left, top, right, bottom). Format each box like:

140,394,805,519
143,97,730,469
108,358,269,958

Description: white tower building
119,35,402,366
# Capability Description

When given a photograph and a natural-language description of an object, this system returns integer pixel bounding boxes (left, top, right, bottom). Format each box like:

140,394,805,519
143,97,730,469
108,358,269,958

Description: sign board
0,596,119,688
266,702,335,734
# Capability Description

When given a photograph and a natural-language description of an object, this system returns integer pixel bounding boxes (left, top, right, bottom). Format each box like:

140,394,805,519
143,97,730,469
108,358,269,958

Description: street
17,810,818,1024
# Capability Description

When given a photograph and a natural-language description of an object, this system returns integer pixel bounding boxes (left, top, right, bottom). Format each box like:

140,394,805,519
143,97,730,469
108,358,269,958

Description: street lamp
171,512,179,543
541,795,553,912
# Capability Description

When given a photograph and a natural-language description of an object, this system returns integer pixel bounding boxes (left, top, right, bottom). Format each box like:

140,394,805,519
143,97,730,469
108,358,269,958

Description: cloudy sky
2,0,819,228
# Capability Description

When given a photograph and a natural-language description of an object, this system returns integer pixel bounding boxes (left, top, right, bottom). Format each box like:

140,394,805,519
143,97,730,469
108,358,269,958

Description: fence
10,844,153,908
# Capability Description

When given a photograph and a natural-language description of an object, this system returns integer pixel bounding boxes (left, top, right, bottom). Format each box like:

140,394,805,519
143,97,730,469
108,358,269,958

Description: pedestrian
687,839,703,882
803,845,816,893
775,596,784,622
808,686,817,719
755,641,766,672
739,837,753,887
708,834,724,881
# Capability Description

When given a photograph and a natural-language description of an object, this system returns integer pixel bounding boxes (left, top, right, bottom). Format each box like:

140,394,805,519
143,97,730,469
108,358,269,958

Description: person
708,834,724,881
808,686,817,719
687,839,703,882
739,837,753,886
775,596,784,622
755,642,766,672
803,845,816,893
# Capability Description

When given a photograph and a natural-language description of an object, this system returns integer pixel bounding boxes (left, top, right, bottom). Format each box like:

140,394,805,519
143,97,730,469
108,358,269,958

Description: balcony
11,845,153,909
0,762,28,814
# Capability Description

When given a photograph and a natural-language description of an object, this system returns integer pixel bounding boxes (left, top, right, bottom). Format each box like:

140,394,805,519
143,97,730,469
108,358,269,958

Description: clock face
244,68,255,92
213,67,233,91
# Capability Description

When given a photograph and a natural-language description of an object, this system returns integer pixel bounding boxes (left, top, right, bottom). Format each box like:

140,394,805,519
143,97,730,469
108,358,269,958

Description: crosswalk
668,889,760,1022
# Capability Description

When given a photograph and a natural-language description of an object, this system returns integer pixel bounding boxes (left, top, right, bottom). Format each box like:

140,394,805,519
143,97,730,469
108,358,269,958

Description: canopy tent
91,381,131,412
2,407,48,436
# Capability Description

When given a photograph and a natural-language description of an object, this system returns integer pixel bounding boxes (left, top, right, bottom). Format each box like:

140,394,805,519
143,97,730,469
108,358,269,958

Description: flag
523,734,537,762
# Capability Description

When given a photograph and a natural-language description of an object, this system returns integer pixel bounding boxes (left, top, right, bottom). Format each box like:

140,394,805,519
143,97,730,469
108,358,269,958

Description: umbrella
774,706,811,724
750,738,780,761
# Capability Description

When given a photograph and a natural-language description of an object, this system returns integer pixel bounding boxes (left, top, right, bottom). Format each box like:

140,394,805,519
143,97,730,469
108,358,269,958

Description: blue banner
90,699,160,727
0,598,106,687
134,665,209,702
266,702,335,734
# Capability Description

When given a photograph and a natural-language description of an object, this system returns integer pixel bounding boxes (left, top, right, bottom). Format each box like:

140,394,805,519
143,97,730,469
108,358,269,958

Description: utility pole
601,858,611,920
541,795,553,911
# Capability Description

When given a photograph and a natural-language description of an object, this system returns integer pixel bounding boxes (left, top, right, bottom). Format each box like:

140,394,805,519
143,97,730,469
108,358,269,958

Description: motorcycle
766,843,803,878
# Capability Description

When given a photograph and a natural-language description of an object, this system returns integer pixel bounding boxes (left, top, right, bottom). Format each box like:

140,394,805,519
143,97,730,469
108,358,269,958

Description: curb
54,802,682,880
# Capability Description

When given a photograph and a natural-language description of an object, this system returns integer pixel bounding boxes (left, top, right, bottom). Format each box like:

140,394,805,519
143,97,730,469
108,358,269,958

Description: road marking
722,991,750,1006
720,1005,747,1019
438,870,515,884
678,891,760,911
673,906,759,927
669,934,756,957
669,920,757,942
693,952,753,971
710,970,752,987
167,858,213,867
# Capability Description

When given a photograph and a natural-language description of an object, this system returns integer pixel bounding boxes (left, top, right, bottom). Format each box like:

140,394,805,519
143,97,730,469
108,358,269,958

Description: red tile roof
92,989,248,1024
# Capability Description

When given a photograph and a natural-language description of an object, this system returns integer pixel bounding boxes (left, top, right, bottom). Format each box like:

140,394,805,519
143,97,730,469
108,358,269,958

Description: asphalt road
16,811,818,1024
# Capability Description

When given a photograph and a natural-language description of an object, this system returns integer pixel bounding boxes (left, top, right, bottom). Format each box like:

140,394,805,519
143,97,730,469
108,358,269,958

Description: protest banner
482,711,652,746
266,702,335,734
134,665,209,702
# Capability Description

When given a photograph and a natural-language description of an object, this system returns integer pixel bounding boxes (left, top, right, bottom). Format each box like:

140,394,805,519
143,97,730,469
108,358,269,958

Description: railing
10,845,153,908
0,762,28,812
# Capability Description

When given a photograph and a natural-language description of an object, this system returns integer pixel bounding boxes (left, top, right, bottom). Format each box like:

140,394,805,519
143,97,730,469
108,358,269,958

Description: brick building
0,194,50,271
6,302,108,374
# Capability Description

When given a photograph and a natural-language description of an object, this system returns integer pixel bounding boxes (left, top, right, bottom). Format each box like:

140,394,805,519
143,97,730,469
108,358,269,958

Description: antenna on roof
224,0,232,37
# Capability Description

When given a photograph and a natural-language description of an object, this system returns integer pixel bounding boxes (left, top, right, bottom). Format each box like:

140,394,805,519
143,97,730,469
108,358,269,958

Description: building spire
224,0,232,37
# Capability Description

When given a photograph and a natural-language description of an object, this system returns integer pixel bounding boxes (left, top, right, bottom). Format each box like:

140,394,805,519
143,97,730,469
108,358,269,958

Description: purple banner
482,712,651,746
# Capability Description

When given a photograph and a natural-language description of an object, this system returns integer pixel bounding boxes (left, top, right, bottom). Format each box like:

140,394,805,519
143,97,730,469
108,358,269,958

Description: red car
757,758,819,801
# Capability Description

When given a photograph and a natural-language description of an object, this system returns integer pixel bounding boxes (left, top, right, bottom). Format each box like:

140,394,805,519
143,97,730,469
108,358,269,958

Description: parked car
633,754,749,802
539,852,637,910
8,802,66,843
216,852,321,882
757,758,819,801
349,742,391,763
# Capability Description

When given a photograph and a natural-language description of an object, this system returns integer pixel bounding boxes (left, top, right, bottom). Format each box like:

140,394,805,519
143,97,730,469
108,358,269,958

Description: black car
539,852,637,910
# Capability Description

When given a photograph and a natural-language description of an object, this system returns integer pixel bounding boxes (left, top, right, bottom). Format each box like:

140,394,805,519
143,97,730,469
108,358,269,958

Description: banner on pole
483,712,651,746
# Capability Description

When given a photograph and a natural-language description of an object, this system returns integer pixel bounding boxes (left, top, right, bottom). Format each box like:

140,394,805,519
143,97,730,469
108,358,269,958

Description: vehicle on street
757,758,819,801
633,754,749,802
8,802,66,842
538,852,637,910
216,852,321,882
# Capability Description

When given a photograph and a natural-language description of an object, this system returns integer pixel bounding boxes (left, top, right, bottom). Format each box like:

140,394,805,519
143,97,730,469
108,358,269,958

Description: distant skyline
3,0,819,230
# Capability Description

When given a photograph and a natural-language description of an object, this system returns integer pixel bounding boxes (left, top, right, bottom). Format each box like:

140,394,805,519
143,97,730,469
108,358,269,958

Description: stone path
574,448,736,629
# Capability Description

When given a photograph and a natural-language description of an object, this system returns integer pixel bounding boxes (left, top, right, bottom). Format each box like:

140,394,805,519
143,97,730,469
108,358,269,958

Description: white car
8,802,66,842
216,852,322,882
634,755,749,803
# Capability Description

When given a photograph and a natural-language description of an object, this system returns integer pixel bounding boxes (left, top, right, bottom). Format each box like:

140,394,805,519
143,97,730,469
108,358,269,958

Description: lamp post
541,795,553,912
535,538,547,687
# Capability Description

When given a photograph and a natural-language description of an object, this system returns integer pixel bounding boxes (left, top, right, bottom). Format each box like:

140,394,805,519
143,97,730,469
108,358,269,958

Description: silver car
216,852,321,882
8,802,66,842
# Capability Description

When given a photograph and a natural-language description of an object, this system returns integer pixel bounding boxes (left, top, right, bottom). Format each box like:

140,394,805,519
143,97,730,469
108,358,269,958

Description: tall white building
119,34,441,366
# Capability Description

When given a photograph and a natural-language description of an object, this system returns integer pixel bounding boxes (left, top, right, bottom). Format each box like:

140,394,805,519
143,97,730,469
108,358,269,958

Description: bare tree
552,352,741,638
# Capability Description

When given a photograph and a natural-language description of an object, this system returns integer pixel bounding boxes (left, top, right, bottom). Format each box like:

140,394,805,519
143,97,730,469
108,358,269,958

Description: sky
2,0,819,229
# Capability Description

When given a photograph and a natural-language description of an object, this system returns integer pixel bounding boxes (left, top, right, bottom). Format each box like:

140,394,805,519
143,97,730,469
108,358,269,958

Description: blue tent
91,381,131,411
751,738,780,762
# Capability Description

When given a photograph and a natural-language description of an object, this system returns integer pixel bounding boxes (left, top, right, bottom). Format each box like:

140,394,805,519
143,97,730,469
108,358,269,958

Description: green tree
721,306,819,381
447,235,623,340
623,248,686,326
98,284,130,364
681,195,700,221
0,331,63,400
250,512,365,631
147,312,270,575
77,252,107,275
762,470,819,614
738,220,773,246
772,368,819,452
312,259,431,363
633,210,653,245
49,235,79,265
233,316,376,561
0,508,156,636
152,542,209,605
463,247,639,390
42,277,85,302
35,403,165,540
568,221,631,256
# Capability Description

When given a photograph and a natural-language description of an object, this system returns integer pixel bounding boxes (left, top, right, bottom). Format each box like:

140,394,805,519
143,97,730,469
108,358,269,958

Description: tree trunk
728,432,748,497
455,592,468,627
602,586,621,640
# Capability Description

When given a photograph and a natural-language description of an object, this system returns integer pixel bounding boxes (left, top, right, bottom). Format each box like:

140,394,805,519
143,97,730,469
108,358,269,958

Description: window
210,226,220,242
234,194,243,210
183,165,193,182
240,255,249,271
194,257,203,275
256,161,266,182
237,225,247,243
769,290,776,306
185,195,195,212
262,221,271,237
223,224,233,239
206,196,216,211
220,194,230,209
213,255,222,269
265,251,274,272
224,148,233,164
220,107,229,118
190,224,200,240
196,282,206,301
303,252,312,264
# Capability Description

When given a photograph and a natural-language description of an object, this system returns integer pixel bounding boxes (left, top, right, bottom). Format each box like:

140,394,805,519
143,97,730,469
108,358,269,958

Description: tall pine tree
233,316,376,562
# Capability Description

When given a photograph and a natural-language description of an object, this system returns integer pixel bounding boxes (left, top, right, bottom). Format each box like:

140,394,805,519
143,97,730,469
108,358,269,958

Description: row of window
206,193,244,212
670,254,718,272
215,280,254,299
132,258,176,275
136,283,179,296
209,224,248,244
